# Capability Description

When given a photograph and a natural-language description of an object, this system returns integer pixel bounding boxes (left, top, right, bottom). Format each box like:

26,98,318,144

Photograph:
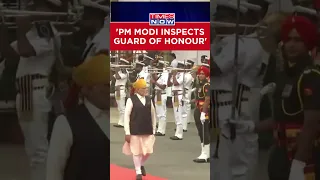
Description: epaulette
303,65,320,74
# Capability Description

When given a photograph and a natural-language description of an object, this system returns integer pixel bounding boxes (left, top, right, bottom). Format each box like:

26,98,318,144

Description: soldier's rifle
229,0,241,142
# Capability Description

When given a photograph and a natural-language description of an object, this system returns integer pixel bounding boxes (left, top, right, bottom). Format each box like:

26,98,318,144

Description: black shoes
113,124,124,128
141,166,146,176
136,166,146,179
155,132,165,136
170,136,183,140
136,174,142,180
193,158,210,163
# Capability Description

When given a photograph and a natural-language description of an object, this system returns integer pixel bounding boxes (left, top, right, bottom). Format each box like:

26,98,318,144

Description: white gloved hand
200,112,206,124
288,159,306,180
227,119,255,133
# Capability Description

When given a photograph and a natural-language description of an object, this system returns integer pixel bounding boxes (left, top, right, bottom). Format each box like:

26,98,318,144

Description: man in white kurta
122,78,156,180
46,54,110,180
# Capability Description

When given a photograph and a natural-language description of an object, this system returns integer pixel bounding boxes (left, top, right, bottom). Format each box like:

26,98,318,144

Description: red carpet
110,164,168,180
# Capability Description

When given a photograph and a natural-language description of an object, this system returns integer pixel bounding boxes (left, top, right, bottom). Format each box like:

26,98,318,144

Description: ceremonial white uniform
170,72,185,139
12,19,61,180
182,71,194,131
82,26,109,61
114,69,128,126
138,69,150,86
154,70,168,134
211,32,267,180
81,3,109,62
167,59,178,97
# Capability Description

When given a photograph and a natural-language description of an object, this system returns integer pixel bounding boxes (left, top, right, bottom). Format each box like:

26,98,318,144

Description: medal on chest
282,84,293,98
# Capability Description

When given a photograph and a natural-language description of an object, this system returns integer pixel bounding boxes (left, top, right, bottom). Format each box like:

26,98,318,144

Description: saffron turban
133,79,147,89
281,15,318,50
72,54,110,86
197,65,210,77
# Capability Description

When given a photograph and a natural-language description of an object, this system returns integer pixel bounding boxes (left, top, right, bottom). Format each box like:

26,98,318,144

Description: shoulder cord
198,83,210,99
282,69,320,116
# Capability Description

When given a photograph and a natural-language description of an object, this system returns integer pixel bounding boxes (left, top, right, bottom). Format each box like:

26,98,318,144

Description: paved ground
0,107,270,180
110,107,270,180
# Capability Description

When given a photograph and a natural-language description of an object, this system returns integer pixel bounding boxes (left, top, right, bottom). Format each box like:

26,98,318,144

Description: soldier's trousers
194,108,210,145
16,85,51,180
154,94,167,134
115,89,126,126
172,94,184,138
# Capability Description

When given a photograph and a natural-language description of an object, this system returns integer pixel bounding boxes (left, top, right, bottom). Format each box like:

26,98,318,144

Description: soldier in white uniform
79,0,109,62
169,53,177,68
11,1,62,180
168,61,186,140
113,58,129,128
167,53,177,100
182,62,194,131
136,61,149,84
211,1,269,180
64,0,109,109
201,55,209,64
152,61,168,136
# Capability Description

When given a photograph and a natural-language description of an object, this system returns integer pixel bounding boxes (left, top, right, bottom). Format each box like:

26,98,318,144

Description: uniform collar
84,98,105,118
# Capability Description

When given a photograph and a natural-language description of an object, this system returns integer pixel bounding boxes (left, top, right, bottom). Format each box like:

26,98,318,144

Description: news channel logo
149,13,175,26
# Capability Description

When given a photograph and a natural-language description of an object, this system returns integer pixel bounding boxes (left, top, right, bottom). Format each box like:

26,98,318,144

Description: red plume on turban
197,65,210,77
281,16,318,50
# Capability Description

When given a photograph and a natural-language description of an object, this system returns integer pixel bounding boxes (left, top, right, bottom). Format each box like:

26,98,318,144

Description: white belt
32,78,49,87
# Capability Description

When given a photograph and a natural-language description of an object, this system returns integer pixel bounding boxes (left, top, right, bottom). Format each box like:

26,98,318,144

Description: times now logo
149,13,175,26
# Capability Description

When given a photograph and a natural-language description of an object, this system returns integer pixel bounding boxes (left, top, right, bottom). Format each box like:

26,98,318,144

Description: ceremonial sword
229,0,241,142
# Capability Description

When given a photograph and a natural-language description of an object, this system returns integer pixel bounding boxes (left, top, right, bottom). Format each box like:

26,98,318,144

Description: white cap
177,61,188,66
144,55,154,61
119,58,129,64
202,63,210,68
156,55,164,59
217,0,248,13
170,59,178,68
240,1,262,11
158,60,166,65
81,0,109,12
186,58,195,63
135,61,145,66
47,0,62,6
294,6,317,16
